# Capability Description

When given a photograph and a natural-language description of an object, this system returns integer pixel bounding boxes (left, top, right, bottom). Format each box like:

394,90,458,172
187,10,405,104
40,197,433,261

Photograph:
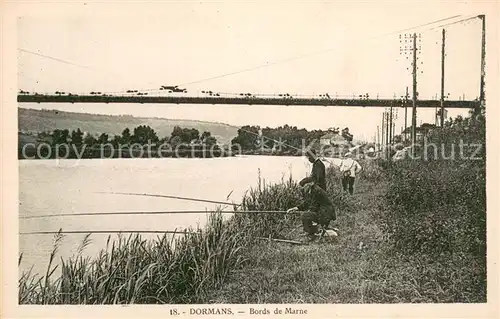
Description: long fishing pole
20,209,298,220
95,191,242,207
19,230,194,236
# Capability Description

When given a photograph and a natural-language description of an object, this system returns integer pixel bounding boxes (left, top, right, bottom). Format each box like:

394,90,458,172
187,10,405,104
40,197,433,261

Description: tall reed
19,212,246,304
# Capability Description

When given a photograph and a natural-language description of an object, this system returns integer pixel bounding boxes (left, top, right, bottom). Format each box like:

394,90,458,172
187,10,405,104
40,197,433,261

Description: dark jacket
298,184,334,214
300,159,326,191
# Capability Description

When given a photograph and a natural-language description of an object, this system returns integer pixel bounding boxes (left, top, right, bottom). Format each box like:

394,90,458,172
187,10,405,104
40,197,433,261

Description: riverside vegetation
18,109,486,304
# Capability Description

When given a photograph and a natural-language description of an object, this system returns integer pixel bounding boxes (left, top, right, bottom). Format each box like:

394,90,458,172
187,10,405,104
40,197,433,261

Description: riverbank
205,174,485,303
18,156,486,303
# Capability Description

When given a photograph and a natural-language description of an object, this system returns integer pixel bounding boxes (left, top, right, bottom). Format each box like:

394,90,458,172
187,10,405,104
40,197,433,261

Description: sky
17,1,491,141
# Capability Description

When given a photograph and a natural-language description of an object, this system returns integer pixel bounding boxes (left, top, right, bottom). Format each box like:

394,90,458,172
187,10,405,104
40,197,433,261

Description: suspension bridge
16,93,478,109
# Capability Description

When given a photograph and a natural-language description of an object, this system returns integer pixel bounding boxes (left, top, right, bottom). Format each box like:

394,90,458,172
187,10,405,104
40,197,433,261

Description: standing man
339,152,362,195
300,149,326,191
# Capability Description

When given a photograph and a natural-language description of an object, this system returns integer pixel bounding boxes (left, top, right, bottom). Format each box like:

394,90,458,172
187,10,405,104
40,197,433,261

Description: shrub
381,159,485,257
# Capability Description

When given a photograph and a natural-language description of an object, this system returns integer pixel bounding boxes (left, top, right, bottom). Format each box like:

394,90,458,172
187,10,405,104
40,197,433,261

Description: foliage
375,109,486,301
230,125,260,150
70,129,84,147
131,125,159,144
97,133,109,145
235,174,304,239
170,126,200,144
382,160,485,257
83,133,97,146
121,128,131,144
230,124,350,152
51,129,70,146
19,213,246,304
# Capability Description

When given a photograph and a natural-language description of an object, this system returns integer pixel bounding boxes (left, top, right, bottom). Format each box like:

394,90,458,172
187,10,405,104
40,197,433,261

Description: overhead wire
19,14,470,96
105,14,466,94
430,14,481,30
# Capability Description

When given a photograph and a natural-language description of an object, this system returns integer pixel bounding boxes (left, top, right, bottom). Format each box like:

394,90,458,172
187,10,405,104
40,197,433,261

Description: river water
19,155,341,276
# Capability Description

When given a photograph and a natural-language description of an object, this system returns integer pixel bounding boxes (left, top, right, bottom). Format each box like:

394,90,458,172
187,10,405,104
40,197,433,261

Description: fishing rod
20,209,298,220
95,191,242,207
19,230,194,236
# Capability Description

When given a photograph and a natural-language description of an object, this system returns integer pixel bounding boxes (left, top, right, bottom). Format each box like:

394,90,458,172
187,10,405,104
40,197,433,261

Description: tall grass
19,213,247,304
373,109,487,302
234,172,303,239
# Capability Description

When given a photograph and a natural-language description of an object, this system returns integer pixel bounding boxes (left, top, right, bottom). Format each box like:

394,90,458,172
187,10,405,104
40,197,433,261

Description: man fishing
287,179,336,242
300,149,326,191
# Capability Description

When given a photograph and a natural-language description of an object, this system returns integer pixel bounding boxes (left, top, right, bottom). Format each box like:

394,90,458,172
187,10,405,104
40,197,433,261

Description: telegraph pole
400,32,420,145
381,112,385,148
385,111,390,157
440,29,446,127
404,86,408,142
479,14,486,113
377,125,380,151
389,104,393,144
411,33,418,149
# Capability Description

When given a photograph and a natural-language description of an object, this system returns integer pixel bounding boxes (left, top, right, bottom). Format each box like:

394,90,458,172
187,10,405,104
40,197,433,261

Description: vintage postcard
1,0,499,318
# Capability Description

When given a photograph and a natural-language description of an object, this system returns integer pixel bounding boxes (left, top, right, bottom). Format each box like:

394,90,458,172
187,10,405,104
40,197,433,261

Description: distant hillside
18,108,239,144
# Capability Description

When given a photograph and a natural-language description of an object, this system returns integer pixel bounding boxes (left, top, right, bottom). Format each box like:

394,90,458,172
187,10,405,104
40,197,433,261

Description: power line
17,48,158,87
19,15,467,95
104,15,465,95
18,48,96,71
145,15,467,91
430,14,480,30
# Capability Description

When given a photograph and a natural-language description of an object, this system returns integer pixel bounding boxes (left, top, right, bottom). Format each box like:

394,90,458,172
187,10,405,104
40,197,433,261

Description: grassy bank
19,213,247,304
202,112,486,303
206,168,485,303
19,110,486,303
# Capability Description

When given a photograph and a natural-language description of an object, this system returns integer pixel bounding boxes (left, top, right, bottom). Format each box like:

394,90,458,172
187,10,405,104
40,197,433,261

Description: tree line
41,125,218,148
230,124,353,151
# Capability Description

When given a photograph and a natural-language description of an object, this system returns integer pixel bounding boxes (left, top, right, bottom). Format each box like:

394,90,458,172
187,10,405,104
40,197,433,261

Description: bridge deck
17,94,478,109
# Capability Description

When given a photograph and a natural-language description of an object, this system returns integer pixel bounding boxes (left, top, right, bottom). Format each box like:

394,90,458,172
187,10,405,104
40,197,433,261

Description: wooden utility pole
381,112,385,148
411,33,418,150
440,28,446,127
404,86,408,142
377,125,380,150
385,111,390,157
389,104,393,144
479,14,486,112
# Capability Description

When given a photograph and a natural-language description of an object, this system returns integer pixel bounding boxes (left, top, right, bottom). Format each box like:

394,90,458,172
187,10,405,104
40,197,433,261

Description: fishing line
20,209,298,220
19,230,194,235
94,191,242,206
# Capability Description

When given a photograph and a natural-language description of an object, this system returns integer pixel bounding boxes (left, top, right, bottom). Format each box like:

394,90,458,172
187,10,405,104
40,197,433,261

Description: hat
344,152,352,158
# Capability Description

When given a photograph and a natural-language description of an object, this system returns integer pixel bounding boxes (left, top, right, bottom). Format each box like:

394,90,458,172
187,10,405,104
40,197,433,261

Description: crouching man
287,179,336,242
